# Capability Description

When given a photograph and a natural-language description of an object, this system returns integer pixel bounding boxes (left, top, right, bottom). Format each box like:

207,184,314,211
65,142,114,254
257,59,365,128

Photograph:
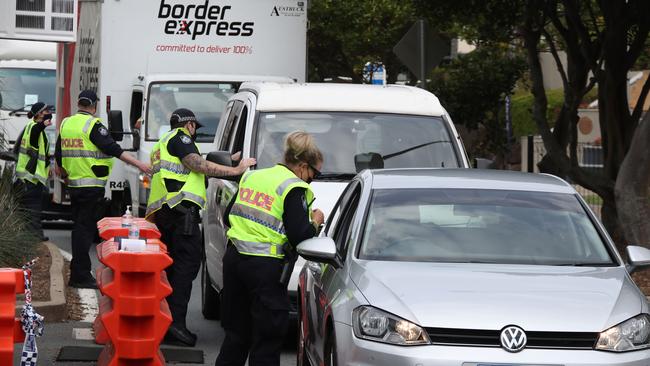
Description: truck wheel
109,186,132,217
201,255,221,320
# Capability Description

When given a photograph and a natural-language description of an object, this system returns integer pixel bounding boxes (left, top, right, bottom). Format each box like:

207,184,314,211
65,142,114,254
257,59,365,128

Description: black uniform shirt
55,111,124,166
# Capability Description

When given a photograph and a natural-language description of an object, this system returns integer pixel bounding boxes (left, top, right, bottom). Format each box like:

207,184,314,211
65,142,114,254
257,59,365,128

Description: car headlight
352,306,429,345
596,314,650,352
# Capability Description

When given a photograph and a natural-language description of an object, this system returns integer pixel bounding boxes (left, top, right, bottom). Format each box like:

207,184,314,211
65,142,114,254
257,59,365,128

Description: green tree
428,45,526,159
417,0,650,249
308,0,417,82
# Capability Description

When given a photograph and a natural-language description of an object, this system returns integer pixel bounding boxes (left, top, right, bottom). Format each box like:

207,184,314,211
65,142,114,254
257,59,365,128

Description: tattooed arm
181,153,256,177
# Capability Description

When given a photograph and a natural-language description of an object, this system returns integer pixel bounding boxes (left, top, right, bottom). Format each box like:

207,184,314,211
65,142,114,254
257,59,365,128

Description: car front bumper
334,322,650,366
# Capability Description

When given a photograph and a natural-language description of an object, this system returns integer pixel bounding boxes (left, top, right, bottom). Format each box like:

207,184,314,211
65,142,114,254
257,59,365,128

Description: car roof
366,169,575,194
239,82,447,116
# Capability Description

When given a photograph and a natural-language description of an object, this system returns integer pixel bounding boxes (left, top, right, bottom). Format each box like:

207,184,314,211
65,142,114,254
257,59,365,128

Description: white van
200,82,471,319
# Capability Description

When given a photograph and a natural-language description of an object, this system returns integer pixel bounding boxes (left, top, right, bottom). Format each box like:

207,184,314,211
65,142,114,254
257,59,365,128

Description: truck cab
200,82,471,319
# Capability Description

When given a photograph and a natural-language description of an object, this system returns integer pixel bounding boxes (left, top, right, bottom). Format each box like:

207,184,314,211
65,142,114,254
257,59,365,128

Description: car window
359,189,615,265
231,105,248,154
325,181,358,238
333,185,361,258
217,101,234,149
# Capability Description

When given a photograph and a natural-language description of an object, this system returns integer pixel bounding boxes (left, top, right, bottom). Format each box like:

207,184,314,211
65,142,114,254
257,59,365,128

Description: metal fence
520,135,603,218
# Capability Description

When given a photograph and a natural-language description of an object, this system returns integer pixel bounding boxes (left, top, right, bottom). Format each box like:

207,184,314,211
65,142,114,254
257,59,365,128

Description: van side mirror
627,246,650,274
473,158,494,169
108,110,124,142
354,152,384,172
206,151,240,182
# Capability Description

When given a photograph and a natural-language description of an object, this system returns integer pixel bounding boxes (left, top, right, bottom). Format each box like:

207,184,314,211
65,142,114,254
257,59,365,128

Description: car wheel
201,256,221,320
324,326,338,366
296,289,310,366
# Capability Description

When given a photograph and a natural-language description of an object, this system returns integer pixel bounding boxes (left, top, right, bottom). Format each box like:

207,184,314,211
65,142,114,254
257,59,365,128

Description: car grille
425,327,598,349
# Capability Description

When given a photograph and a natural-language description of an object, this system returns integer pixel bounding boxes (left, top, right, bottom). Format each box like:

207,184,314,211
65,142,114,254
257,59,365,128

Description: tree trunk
615,111,650,248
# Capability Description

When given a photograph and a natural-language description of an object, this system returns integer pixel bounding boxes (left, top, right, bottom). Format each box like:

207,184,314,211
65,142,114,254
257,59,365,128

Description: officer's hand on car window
236,157,256,174
312,208,325,227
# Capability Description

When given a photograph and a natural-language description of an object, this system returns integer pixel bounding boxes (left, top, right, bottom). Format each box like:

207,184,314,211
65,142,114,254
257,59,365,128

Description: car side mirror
108,110,124,142
206,151,240,182
296,237,340,267
354,152,384,173
626,246,650,273
473,158,494,169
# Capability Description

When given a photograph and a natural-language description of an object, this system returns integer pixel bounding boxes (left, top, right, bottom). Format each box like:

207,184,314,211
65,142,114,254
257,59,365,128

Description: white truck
0,39,57,148
55,0,307,216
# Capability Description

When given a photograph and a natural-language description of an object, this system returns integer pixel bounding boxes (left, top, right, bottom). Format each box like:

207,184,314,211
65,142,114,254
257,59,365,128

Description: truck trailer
55,0,308,216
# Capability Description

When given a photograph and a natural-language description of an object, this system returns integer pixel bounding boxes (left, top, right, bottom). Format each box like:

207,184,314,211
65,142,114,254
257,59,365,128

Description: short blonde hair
283,131,323,167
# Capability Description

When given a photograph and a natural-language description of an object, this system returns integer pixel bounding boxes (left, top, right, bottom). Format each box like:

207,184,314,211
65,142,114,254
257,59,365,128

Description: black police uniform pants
154,205,202,327
215,244,290,366
70,187,104,283
18,181,45,239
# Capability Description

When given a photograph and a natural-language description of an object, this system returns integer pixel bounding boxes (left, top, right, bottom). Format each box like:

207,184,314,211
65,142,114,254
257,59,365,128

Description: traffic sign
393,20,450,87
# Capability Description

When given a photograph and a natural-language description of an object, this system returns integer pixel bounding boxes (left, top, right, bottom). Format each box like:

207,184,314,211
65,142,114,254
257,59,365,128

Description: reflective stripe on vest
231,238,284,257
230,202,285,235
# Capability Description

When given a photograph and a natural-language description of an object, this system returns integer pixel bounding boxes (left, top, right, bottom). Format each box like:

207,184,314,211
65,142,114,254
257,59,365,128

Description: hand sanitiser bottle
121,205,133,228
128,221,140,239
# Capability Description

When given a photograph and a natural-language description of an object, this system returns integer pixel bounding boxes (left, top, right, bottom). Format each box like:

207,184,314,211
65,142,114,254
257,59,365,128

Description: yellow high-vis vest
60,113,113,188
145,128,206,219
16,120,49,185
227,164,314,259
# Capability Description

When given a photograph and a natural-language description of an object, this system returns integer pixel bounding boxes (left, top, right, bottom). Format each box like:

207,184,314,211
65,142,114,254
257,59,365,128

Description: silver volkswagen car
297,169,650,366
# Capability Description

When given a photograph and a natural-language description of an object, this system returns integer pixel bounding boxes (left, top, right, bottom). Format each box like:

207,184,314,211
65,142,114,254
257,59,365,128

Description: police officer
15,102,52,241
215,131,325,366
145,108,255,347
55,90,151,289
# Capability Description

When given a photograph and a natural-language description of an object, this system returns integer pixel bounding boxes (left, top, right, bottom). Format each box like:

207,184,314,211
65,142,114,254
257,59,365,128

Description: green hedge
511,89,565,138
0,168,39,267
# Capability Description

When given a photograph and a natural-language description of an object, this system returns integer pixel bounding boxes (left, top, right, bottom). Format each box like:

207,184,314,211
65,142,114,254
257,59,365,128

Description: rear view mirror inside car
354,152,384,172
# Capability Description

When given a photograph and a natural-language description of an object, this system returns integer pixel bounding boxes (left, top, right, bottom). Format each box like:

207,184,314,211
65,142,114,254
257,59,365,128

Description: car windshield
359,188,615,266
254,112,460,175
145,82,237,143
0,68,56,111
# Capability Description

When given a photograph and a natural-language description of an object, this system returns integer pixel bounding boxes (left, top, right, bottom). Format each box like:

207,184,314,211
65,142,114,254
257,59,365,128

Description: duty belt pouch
179,205,198,236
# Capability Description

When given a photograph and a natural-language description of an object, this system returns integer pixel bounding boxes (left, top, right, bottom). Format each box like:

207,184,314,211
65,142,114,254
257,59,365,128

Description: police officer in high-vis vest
15,102,52,241
215,131,325,366
146,108,255,347
55,90,151,289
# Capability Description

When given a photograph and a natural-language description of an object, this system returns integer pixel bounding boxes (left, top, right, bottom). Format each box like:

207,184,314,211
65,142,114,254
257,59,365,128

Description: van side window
129,91,143,129
231,105,248,154
220,100,243,150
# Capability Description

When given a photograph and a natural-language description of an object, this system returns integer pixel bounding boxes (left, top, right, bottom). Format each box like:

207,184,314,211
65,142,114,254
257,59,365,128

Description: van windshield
145,82,238,143
0,68,56,111
254,112,460,175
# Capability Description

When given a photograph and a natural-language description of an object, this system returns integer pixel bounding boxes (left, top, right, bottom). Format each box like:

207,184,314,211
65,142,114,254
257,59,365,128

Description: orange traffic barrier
0,268,26,364
94,236,173,366
98,217,161,240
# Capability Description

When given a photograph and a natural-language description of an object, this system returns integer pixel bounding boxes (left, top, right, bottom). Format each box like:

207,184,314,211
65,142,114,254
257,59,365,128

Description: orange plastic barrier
94,236,173,365
0,268,26,364
97,217,161,240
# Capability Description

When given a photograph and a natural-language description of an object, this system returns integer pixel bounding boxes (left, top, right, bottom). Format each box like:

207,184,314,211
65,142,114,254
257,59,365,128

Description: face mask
42,113,53,122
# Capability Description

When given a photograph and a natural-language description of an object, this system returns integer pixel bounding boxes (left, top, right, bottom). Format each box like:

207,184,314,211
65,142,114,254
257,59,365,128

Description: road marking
73,328,94,341
59,248,99,323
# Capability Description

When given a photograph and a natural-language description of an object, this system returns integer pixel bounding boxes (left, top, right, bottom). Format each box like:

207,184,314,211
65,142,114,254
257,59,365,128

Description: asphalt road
17,227,298,365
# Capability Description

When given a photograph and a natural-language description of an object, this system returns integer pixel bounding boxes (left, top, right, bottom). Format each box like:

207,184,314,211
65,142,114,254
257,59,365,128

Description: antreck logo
158,0,254,40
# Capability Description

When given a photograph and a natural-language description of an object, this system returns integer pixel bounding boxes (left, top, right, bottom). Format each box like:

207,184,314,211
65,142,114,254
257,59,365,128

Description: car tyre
324,326,338,366
201,255,221,320
296,289,311,366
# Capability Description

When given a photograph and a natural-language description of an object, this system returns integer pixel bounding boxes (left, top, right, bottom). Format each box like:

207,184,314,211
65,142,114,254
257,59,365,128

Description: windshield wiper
315,173,356,181
383,139,452,160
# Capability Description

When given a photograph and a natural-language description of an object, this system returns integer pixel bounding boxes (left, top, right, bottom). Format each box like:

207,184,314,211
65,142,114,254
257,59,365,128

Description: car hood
350,260,645,332
288,181,349,292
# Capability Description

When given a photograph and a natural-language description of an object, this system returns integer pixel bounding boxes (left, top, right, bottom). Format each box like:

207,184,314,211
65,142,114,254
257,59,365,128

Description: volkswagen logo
500,325,527,353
